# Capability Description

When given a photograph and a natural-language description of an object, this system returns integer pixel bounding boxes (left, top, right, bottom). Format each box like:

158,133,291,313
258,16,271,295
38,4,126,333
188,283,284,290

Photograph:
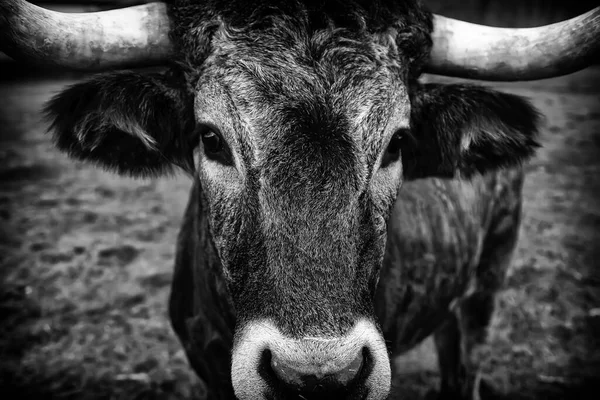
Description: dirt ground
1,66,599,400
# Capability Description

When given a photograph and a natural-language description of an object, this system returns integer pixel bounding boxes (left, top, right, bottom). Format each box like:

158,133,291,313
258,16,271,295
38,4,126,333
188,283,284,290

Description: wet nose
267,348,365,392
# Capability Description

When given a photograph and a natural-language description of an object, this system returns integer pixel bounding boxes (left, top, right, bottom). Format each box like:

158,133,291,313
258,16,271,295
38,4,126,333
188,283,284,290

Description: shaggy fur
168,0,433,87
43,1,541,399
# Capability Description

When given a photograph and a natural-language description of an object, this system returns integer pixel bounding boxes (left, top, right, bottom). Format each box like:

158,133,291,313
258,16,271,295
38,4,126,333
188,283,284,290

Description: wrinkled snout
232,319,391,400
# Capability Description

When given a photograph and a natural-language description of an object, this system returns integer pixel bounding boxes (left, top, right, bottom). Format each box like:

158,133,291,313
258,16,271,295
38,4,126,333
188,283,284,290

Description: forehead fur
169,0,433,82
195,29,410,189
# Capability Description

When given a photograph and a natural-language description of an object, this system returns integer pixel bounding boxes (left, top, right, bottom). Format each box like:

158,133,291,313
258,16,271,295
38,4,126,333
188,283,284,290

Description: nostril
335,351,364,385
268,350,304,388
265,347,366,393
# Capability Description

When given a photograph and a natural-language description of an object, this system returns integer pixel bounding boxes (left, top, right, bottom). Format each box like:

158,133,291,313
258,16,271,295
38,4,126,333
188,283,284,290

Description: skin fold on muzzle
231,318,391,399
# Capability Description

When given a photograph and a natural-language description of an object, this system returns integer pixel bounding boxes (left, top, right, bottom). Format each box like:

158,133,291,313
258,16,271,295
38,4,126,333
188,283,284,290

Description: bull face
42,3,543,400
42,37,542,400
194,29,408,398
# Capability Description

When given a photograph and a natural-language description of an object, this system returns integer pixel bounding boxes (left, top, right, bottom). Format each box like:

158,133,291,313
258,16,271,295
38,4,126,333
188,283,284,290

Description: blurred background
427,0,598,26
1,1,599,400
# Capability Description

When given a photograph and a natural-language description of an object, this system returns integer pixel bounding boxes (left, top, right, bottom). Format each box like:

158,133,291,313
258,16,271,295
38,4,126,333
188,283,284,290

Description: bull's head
2,0,598,399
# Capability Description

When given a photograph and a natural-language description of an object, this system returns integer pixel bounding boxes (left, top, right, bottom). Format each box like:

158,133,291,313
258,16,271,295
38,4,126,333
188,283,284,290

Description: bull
1,0,599,399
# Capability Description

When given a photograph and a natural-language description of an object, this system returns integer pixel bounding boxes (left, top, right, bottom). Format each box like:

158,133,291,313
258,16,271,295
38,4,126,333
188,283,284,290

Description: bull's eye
199,127,233,166
380,129,405,168
202,130,222,153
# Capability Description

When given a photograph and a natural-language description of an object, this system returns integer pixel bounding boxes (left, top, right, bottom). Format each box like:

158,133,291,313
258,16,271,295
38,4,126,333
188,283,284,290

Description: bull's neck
168,178,236,397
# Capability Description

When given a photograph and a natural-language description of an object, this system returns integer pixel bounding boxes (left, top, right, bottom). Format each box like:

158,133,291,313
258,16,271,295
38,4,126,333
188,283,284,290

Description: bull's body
170,166,524,398
378,168,522,353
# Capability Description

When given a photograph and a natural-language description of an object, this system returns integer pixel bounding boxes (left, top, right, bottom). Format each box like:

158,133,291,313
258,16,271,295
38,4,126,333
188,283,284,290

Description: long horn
427,7,600,81
0,0,172,70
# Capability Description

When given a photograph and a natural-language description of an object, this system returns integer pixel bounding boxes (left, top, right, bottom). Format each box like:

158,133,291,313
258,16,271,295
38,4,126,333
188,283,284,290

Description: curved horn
0,0,172,70
427,7,600,81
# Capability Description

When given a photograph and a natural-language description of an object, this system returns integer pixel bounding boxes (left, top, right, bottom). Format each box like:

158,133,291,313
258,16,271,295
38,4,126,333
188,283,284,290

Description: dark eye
199,127,233,166
202,130,222,153
380,129,406,168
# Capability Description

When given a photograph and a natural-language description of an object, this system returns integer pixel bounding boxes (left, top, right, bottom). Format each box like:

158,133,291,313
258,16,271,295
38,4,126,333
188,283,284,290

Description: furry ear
44,70,196,178
404,84,541,180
